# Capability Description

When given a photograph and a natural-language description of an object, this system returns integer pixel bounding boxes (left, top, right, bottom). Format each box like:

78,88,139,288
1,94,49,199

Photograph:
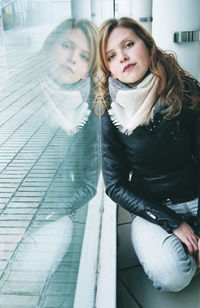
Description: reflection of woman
99,17,200,292
4,19,100,289
41,18,99,213
43,18,97,86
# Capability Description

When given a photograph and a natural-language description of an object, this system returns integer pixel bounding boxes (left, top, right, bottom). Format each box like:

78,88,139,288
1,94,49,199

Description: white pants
3,216,74,285
131,198,199,292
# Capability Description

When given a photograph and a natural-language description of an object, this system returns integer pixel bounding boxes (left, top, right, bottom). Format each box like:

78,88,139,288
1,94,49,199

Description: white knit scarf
108,74,159,135
41,77,91,136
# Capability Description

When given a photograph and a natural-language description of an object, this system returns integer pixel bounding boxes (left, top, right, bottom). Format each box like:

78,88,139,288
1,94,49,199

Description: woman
98,17,200,292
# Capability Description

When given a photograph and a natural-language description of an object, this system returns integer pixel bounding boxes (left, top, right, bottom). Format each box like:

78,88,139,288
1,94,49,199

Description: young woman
98,17,200,292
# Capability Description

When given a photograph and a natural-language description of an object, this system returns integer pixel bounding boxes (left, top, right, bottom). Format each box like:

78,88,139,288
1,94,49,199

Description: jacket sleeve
191,108,200,236
69,111,100,212
101,111,184,233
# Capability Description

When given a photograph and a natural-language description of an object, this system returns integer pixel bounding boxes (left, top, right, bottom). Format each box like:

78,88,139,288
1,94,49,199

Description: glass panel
0,1,101,307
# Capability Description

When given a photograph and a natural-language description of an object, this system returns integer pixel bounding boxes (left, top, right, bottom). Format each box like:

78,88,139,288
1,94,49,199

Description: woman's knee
131,219,197,292
154,265,195,292
151,237,197,292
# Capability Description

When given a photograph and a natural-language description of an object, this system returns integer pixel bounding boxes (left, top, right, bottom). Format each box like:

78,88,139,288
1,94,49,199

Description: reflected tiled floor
0,27,94,307
117,207,200,308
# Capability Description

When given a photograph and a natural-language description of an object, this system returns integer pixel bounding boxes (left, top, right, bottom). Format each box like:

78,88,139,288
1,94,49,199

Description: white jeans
3,216,74,285
131,198,199,292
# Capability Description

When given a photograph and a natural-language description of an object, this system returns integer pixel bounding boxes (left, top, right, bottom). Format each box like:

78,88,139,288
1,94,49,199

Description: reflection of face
105,27,150,87
50,28,90,85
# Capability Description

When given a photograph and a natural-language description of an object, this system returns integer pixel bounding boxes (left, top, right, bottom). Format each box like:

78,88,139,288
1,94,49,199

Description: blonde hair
98,17,199,117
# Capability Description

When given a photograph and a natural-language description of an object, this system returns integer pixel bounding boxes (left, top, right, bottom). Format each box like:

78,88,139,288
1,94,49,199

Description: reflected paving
0,27,91,308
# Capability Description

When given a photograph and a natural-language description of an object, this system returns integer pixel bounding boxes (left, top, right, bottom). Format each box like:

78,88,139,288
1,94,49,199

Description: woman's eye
80,54,89,62
62,42,71,50
125,41,134,48
107,54,115,62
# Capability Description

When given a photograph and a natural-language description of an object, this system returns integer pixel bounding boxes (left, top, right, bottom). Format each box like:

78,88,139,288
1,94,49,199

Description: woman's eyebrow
62,39,90,54
106,36,134,55
105,49,113,55
80,50,90,55
62,38,74,47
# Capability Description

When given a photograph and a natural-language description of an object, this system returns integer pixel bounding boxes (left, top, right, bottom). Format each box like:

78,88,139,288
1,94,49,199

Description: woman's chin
54,75,79,86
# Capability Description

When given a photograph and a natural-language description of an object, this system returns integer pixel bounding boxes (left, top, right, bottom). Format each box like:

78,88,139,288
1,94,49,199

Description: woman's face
49,28,90,85
105,27,150,87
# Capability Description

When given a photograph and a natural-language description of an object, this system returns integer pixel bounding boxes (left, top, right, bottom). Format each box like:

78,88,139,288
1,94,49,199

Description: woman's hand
173,221,199,256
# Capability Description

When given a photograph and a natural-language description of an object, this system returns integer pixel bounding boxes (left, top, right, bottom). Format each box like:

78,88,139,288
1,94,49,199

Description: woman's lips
61,65,74,73
123,63,136,72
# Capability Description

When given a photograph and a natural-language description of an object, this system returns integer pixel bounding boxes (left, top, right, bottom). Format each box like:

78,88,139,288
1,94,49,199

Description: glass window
0,1,102,307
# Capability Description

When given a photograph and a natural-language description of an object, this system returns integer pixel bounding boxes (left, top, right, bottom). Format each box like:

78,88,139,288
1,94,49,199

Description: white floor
117,207,200,308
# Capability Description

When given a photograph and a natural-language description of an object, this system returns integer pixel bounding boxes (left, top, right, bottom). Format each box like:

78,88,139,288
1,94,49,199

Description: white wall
132,0,152,33
152,0,200,80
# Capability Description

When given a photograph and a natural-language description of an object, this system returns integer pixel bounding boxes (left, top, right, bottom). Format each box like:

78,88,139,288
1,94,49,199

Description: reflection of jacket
40,76,100,214
60,108,100,211
47,105,100,214
101,104,200,234
41,85,100,214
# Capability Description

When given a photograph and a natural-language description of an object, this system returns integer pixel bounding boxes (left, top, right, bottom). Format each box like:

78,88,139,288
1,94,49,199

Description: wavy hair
98,17,199,117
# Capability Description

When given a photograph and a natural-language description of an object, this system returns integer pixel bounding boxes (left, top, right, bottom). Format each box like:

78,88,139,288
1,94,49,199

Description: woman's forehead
106,27,137,51
58,28,90,51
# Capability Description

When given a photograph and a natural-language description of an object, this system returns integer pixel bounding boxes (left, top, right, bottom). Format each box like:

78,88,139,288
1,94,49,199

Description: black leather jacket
101,105,200,234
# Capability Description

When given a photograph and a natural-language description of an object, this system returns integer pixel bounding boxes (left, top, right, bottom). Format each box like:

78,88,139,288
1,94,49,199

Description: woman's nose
119,50,129,63
67,48,78,64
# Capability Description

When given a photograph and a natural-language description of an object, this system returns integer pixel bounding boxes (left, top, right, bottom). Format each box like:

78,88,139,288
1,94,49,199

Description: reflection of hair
43,18,98,91
98,17,199,117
